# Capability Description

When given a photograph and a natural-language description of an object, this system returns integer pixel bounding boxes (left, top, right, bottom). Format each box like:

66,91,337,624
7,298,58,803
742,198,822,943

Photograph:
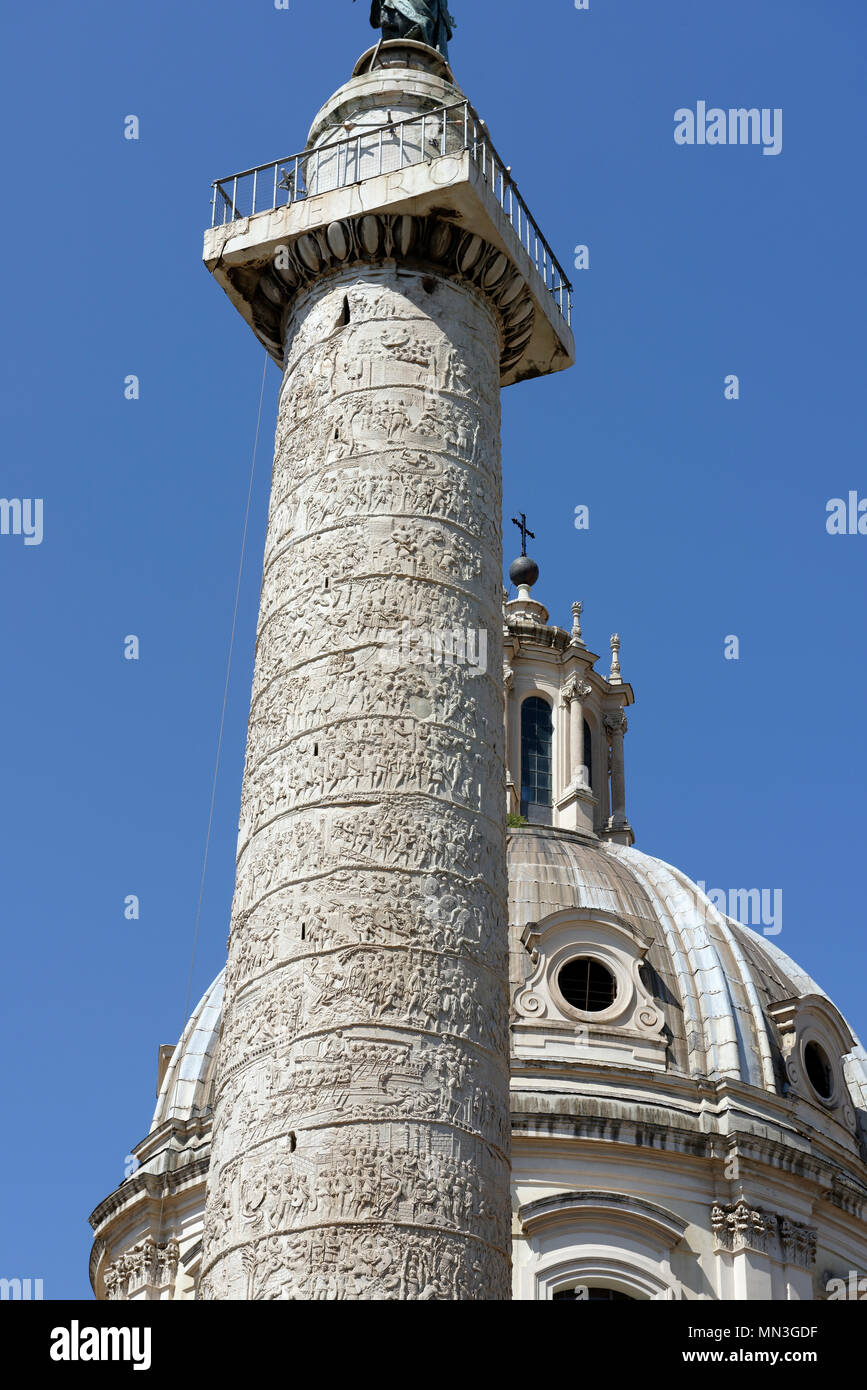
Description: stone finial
571,600,584,647
609,633,622,683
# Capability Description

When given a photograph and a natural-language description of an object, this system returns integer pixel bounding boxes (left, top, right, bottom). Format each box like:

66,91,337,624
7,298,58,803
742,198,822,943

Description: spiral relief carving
200,266,511,1300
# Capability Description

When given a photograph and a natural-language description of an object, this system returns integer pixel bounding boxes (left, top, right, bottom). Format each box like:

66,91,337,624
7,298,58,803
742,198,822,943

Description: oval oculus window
558,957,617,1013
804,1040,834,1100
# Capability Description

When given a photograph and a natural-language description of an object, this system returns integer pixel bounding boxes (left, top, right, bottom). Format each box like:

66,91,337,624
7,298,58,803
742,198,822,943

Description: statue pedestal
354,39,454,82
601,816,635,848
556,783,597,837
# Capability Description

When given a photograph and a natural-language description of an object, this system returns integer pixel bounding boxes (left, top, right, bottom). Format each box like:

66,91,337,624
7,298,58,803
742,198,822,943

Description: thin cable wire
182,351,269,1027
146,353,269,1261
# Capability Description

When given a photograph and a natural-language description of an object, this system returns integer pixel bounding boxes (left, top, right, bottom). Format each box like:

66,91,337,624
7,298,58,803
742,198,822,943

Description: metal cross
511,513,535,556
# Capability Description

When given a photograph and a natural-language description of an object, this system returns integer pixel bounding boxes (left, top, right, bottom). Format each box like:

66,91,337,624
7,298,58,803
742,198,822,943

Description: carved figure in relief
221,1224,512,1302
205,268,511,1298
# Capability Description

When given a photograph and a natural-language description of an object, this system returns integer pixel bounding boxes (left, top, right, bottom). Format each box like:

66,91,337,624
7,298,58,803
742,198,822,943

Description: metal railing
209,99,573,326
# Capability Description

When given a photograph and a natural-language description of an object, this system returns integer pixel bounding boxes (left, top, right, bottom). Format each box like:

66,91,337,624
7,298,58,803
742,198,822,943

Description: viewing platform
203,50,574,386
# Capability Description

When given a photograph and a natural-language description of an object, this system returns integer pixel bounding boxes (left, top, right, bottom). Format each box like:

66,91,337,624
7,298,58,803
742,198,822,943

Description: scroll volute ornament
516,910,666,1043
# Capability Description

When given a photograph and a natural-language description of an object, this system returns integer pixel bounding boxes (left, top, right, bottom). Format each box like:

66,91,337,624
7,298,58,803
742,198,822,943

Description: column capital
604,708,628,738
711,1200,817,1269
565,676,592,704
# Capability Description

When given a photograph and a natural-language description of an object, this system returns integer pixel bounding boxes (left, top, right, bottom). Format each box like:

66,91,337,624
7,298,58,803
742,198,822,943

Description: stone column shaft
199,39,575,1301
559,698,570,797
608,718,628,825
568,679,592,787
200,264,511,1301
570,696,583,786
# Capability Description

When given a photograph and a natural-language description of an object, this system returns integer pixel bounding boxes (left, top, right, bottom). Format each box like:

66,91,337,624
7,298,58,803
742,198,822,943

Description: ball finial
509,554,539,589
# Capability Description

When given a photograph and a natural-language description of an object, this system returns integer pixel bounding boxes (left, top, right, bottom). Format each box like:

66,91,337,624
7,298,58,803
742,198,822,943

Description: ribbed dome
507,826,867,1119
151,972,223,1130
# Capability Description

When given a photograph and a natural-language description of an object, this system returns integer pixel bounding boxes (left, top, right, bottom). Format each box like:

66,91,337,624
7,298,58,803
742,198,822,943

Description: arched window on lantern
521,696,553,822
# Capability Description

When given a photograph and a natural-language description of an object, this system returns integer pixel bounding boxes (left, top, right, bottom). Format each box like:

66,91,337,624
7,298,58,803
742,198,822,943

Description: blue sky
1,0,864,1298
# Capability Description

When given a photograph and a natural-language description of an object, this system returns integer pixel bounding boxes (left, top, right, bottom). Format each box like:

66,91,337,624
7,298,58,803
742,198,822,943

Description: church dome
508,827,867,1130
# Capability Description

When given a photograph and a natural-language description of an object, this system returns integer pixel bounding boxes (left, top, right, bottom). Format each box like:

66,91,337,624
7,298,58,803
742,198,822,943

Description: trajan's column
199,15,573,1300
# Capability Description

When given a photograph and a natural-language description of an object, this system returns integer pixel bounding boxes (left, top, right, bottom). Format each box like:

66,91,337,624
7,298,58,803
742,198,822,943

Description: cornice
88,1155,211,1235
223,211,538,380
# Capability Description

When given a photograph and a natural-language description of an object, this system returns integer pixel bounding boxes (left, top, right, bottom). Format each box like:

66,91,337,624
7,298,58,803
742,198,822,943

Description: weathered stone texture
200,266,511,1300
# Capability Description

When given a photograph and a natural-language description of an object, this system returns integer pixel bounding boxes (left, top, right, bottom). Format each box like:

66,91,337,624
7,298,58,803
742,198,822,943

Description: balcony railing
209,99,573,327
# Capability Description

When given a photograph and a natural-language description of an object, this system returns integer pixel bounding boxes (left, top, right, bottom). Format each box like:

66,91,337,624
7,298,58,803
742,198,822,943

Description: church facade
88,33,867,1301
